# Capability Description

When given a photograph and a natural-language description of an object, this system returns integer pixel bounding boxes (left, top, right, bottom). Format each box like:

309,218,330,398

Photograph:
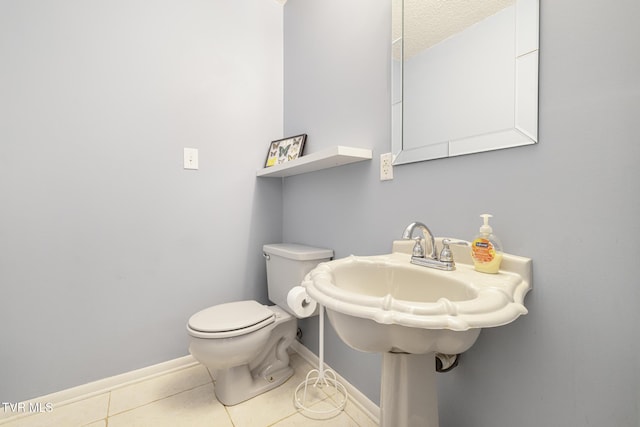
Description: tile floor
1,353,378,427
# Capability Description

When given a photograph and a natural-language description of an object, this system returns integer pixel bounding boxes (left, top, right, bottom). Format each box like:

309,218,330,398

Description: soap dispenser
471,214,503,274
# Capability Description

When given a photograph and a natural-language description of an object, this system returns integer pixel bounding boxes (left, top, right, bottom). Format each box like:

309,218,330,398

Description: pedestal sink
302,238,532,427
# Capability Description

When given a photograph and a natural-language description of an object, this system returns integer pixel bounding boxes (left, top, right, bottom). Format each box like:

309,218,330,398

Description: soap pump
471,214,503,274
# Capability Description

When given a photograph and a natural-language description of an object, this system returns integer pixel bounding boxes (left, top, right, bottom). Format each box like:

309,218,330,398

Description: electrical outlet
380,152,393,181
184,148,198,170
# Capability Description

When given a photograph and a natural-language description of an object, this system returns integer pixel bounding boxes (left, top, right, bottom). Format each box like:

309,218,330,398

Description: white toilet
186,243,333,406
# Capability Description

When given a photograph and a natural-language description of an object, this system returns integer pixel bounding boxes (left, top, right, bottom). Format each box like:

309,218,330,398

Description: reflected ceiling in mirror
391,0,539,165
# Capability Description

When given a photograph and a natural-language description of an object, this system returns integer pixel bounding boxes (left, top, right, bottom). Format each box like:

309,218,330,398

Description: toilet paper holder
287,286,318,318
293,303,347,418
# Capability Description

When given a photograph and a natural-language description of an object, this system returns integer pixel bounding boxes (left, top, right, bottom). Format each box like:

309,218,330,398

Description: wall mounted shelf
256,146,372,178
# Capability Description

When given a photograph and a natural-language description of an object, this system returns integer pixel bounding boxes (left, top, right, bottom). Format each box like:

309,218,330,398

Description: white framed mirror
392,0,539,164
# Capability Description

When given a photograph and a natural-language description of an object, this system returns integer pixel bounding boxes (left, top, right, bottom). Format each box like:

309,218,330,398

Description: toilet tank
263,243,333,316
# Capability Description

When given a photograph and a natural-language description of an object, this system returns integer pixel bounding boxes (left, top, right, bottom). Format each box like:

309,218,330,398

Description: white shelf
256,146,372,178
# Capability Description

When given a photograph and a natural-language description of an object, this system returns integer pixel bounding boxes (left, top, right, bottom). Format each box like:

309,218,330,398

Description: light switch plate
184,148,198,170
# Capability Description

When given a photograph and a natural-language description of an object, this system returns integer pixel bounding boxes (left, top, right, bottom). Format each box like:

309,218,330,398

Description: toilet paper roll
287,286,317,318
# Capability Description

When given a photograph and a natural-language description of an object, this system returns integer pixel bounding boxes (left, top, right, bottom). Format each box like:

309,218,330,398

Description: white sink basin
302,239,531,331
302,238,532,426
303,239,531,354
303,241,531,354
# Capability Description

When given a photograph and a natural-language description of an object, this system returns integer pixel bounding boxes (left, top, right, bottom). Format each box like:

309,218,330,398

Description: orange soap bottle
471,214,503,274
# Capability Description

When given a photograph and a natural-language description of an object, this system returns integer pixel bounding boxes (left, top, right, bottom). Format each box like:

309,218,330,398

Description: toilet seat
188,300,275,339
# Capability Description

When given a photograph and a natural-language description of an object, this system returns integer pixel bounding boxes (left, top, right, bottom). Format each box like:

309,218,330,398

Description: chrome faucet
402,222,467,271
402,222,437,259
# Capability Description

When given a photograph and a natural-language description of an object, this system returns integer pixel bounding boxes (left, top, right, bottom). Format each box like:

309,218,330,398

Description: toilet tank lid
263,243,333,261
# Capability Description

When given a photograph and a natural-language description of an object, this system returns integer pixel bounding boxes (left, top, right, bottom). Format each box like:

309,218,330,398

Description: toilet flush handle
263,252,270,260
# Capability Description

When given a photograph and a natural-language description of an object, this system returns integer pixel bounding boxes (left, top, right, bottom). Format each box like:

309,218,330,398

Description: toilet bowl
188,301,296,405
186,244,333,406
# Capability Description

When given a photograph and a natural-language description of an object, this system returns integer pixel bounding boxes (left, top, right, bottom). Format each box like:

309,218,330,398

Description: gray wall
0,0,283,402
284,0,640,426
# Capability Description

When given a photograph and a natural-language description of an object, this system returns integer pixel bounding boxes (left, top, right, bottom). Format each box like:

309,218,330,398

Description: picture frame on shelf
264,134,307,167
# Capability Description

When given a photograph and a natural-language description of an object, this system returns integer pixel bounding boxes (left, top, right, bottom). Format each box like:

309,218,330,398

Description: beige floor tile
108,383,232,427
339,399,379,427
273,400,359,427
81,420,106,427
1,394,109,427
224,377,301,427
109,364,211,415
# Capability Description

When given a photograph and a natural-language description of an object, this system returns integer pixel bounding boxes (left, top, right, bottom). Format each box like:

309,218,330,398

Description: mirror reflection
392,0,539,164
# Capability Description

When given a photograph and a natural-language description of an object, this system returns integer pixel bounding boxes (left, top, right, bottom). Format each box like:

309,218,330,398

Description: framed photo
264,134,307,167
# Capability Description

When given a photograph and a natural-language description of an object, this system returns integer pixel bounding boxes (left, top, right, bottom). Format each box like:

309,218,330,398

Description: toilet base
211,310,296,406
213,362,294,406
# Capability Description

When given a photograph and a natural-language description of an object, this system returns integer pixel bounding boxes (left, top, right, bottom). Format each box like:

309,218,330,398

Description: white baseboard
290,340,380,424
0,355,199,422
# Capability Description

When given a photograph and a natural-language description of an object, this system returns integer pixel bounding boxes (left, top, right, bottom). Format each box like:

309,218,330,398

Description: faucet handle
439,239,468,263
412,237,425,258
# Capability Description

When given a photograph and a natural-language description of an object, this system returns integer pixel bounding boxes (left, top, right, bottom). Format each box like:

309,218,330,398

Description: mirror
392,0,539,164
